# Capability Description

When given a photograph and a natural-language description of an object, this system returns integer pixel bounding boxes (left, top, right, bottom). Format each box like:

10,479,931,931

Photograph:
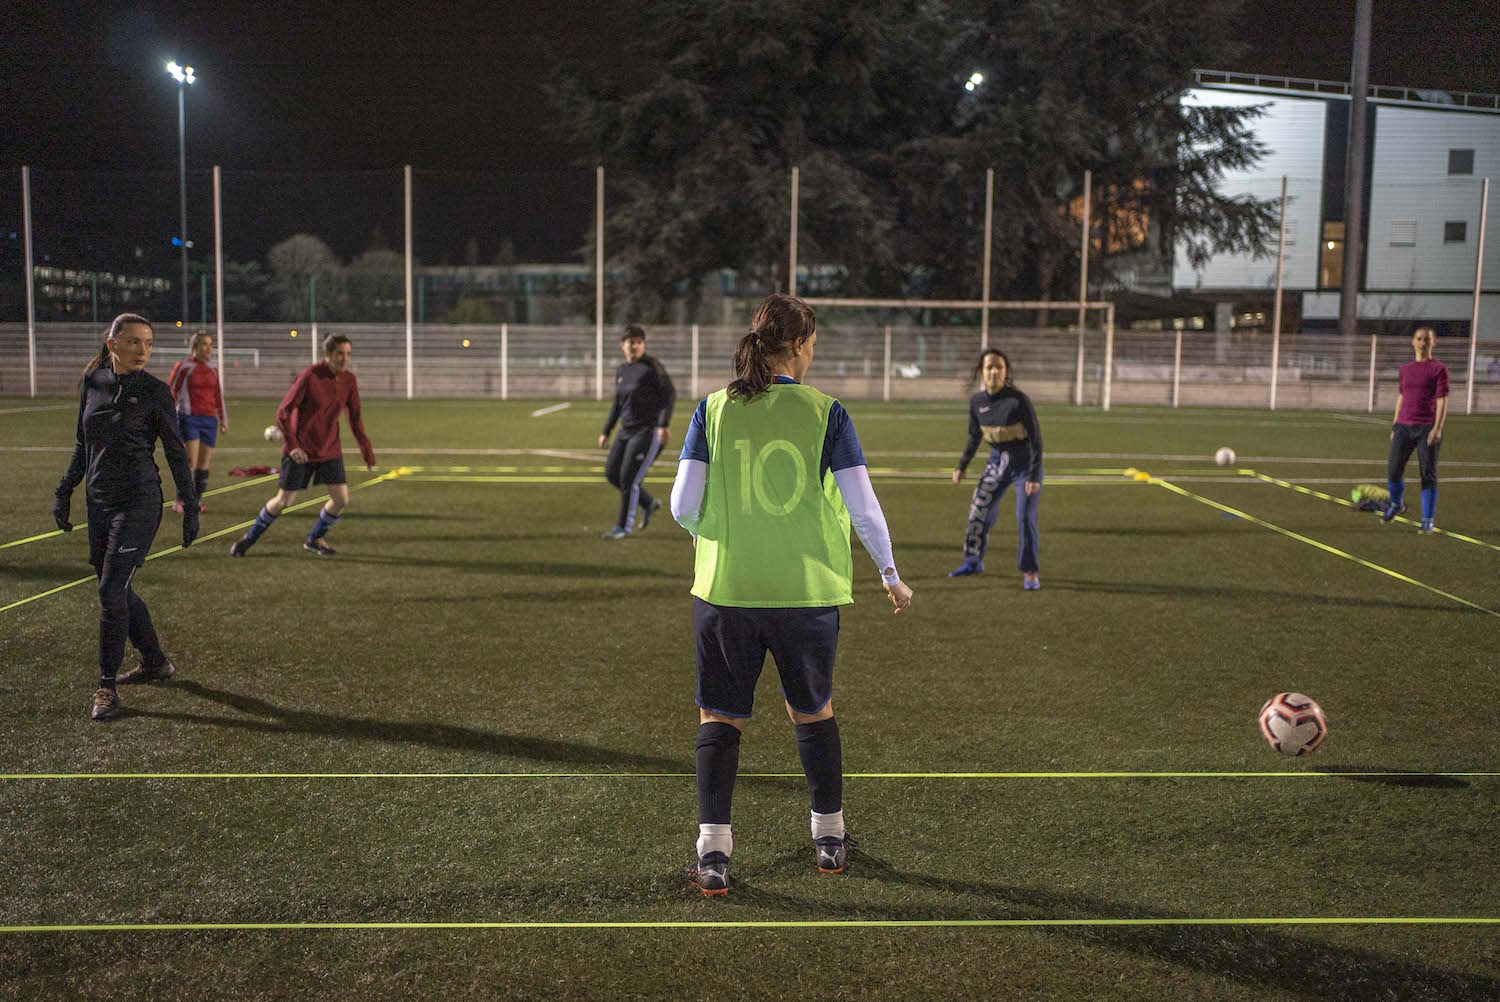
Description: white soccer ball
1258,692,1327,756
1214,446,1236,467
264,425,283,442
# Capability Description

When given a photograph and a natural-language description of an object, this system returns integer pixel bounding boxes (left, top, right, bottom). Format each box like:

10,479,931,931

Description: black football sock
696,722,742,825
795,717,843,815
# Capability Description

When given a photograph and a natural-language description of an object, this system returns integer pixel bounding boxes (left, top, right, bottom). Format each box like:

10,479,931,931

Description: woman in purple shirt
1383,326,1449,533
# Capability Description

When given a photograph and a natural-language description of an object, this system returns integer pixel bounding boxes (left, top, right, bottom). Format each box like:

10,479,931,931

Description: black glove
52,494,73,532
182,504,200,548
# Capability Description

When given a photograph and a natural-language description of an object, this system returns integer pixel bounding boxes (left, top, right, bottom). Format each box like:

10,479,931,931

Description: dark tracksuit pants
1388,423,1439,495
605,428,663,532
963,451,1042,572
87,490,168,686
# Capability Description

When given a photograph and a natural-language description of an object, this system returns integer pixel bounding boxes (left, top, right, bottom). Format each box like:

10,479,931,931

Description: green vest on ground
692,383,853,608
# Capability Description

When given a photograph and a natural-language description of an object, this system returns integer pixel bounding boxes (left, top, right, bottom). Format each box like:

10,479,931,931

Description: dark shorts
179,413,219,447
694,597,840,719
279,455,346,491
87,491,163,569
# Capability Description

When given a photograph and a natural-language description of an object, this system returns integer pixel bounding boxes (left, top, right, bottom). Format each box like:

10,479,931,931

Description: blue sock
1388,480,1405,509
1421,488,1437,521
307,508,341,543
245,506,277,542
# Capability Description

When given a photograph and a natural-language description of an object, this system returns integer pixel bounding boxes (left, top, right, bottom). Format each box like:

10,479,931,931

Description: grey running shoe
117,659,176,685
90,687,122,721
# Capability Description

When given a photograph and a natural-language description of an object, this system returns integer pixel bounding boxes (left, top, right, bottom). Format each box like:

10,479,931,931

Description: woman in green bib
670,293,913,896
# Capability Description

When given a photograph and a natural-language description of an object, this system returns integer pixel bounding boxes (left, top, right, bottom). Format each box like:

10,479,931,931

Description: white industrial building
1175,70,1498,339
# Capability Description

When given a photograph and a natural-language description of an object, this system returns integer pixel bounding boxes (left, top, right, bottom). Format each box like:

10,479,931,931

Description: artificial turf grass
3,397,1500,997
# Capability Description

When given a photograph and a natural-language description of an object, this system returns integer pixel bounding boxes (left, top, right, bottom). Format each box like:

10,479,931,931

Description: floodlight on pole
166,60,196,324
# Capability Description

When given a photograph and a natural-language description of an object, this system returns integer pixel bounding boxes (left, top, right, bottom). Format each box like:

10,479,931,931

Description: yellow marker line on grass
0,472,400,615
1242,469,1500,554
1145,474,1500,620
0,475,279,551
2,916,1497,934
395,475,1146,486
4,770,1497,781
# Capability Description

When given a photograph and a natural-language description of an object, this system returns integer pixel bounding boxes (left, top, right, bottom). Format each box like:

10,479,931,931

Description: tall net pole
1467,177,1490,415
1339,0,1372,342
1270,175,1288,411
213,165,225,393
1074,171,1092,405
788,166,799,297
981,168,993,349
22,166,36,398
404,165,414,400
595,166,605,400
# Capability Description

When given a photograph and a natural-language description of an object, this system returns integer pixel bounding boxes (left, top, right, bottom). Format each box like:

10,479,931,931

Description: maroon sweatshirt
275,363,376,466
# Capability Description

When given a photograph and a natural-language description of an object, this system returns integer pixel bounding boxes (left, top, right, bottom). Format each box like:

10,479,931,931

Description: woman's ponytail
727,294,816,402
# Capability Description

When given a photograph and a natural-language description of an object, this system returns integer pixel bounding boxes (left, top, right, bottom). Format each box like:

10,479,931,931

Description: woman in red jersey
166,331,228,513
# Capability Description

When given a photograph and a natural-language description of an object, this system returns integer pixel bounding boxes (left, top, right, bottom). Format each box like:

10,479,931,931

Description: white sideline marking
529,402,572,417
0,404,73,416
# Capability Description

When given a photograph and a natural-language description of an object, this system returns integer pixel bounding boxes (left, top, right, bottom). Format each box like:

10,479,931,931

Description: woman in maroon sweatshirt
230,334,377,557
1382,326,1449,533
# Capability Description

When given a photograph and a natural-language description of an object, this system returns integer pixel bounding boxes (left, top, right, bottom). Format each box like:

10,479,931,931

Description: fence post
1080,170,1092,393
595,165,605,400
1172,328,1182,408
309,275,318,363
213,164,225,393
500,322,509,401
1102,304,1115,411
404,164,414,400
788,166,799,296
982,168,994,349
882,326,892,402
1467,177,1489,415
1074,321,1086,406
690,323,699,399
22,166,36,398
1366,331,1378,413
1270,174,1288,411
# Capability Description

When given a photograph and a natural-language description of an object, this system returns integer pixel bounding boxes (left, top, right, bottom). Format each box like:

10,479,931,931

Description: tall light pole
167,60,195,324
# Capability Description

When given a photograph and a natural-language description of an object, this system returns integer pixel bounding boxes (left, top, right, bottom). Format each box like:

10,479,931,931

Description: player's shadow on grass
1313,764,1471,789
1037,578,1468,615
734,851,1499,1000
404,584,686,604
337,555,681,578
0,563,90,582
135,679,688,773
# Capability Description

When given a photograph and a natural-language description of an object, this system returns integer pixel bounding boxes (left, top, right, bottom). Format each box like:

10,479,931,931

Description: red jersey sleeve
276,368,312,453
346,375,376,467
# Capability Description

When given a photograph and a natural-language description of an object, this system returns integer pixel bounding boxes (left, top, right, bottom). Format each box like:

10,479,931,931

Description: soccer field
2,396,1498,1000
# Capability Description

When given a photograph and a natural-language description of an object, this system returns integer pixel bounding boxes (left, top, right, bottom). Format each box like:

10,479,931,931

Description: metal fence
5,321,1496,412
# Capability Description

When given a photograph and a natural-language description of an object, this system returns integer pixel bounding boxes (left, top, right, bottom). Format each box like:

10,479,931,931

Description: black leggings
1387,423,1440,490
604,428,663,531
88,499,166,685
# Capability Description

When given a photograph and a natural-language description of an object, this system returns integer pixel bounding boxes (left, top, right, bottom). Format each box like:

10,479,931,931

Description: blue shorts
279,455,347,491
179,414,218,447
694,598,840,719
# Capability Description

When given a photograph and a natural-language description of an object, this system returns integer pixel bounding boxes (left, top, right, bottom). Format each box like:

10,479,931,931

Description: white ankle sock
697,823,732,859
810,809,845,841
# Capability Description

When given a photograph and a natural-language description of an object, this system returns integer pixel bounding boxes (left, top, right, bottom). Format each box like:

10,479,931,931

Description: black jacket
957,386,1043,481
602,355,676,438
56,367,197,509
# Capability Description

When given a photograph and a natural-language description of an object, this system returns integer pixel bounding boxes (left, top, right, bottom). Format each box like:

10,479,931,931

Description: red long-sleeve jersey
167,359,226,420
275,362,376,466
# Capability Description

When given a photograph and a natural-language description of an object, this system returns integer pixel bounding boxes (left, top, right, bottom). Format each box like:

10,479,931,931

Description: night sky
2,1,1497,268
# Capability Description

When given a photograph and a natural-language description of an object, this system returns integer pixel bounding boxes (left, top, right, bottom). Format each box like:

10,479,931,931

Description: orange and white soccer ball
1258,692,1327,756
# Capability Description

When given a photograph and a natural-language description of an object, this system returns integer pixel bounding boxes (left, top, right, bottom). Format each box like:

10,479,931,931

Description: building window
1444,221,1467,243
1320,221,1344,288
1389,220,1417,247
1448,149,1475,175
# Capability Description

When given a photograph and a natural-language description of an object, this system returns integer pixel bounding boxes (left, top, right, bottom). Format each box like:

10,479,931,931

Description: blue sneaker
1380,502,1402,524
600,526,630,541
1420,518,1435,533
1023,574,1041,591
948,558,984,578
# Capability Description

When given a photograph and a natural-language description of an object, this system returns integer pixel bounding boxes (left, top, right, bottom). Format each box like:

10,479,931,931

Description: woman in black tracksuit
597,324,676,539
53,313,200,721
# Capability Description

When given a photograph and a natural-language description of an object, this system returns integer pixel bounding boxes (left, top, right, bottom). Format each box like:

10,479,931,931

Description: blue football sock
245,506,277,542
1388,480,1405,509
1421,488,1437,521
307,508,341,543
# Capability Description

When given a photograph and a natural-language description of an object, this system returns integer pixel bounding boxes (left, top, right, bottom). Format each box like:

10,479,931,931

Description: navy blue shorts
694,598,840,719
279,455,346,491
178,413,219,447
87,490,163,569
